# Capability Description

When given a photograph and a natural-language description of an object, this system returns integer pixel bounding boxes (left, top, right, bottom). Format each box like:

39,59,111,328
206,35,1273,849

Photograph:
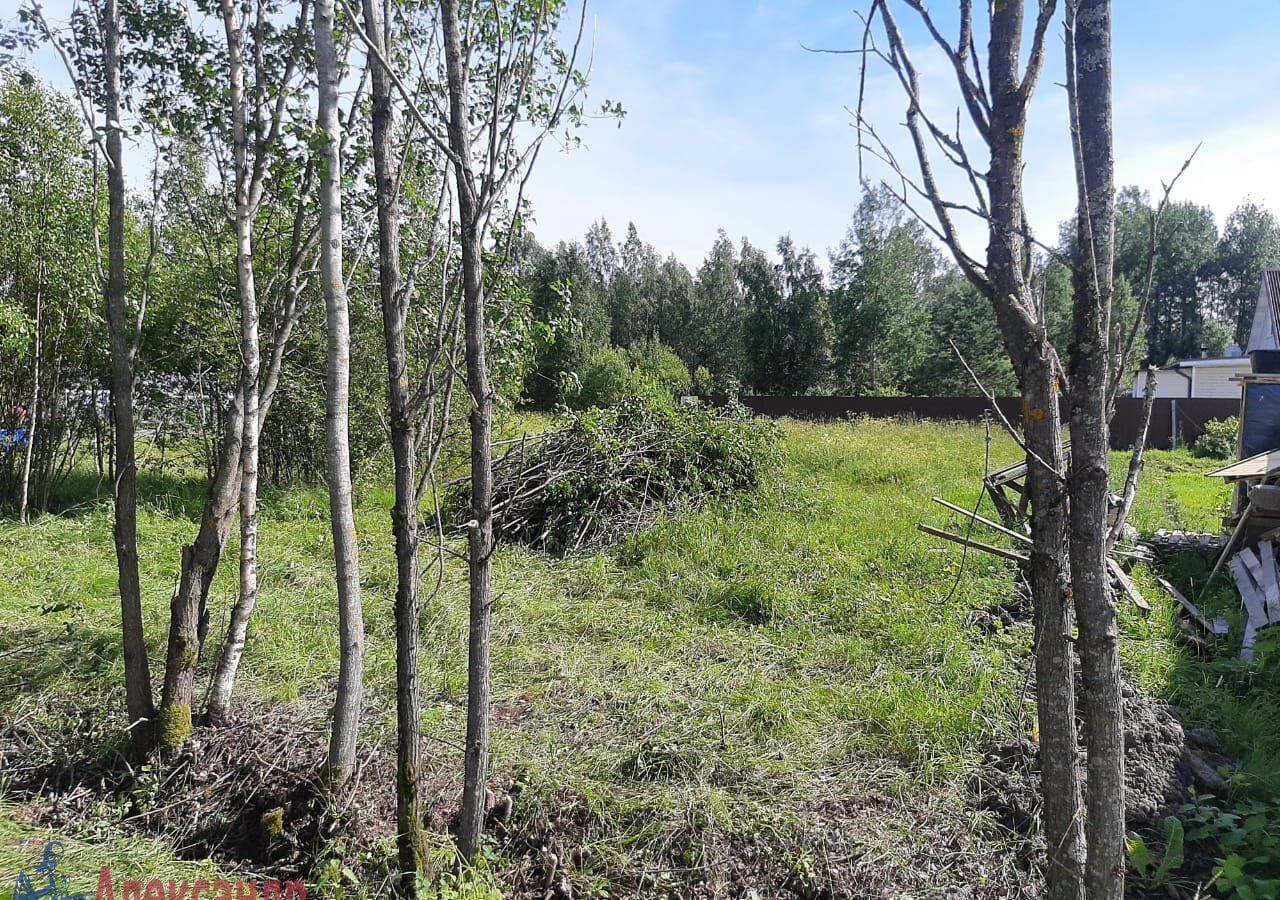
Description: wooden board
1229,555,1269,627
916,524,1029,563
1108,558,1150,611
1157,576,1230,635
1258,542,1280,623
1241,547,1267,591
930,497,1032,545
1205,448,1280,482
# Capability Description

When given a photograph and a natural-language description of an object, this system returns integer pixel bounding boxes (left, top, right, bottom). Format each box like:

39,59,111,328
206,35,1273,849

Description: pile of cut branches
483,399,779,554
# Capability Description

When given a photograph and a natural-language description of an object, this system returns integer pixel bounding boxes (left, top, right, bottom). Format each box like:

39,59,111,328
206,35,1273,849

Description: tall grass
1,415,1259,888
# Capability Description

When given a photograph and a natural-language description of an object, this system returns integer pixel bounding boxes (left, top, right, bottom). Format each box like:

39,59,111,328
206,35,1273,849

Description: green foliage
1181,794,1280,898
1193,417,1240,459
569,344,635,409
742,236,831,394
905,275,1017,395
692,365,715,395
561,338,691,409
829,185,938,393
625,335,692,398
1127,816,1185,889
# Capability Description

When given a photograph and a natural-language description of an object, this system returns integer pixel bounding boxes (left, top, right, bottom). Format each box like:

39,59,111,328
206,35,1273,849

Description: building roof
1247,268,1280,353
1159,356,1252,370
1267,269,1280,340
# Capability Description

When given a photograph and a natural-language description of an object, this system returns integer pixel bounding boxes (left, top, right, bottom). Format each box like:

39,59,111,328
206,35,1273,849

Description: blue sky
526,0,1280,267
17,1,1280,270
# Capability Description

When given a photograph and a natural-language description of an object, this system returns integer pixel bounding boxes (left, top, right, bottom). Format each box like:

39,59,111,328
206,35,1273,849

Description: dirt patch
2,694,1046,898
970,678,1231,896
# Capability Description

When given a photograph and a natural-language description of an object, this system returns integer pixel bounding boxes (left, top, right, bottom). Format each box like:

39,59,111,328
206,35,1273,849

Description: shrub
691,366,715,396
1192,416,1239,459
562,338,694,409
626,336,692,399
479,397,780,554
572,346,637,409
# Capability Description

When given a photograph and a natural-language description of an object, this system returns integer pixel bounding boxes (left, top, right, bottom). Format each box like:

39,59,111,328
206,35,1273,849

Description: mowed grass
0,415,1256,888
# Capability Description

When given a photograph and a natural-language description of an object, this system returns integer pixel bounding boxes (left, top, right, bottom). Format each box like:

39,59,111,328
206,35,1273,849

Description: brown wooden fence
703,395,1238,450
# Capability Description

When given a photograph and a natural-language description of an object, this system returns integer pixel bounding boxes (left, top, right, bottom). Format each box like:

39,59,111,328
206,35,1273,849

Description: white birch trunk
314,0,365,782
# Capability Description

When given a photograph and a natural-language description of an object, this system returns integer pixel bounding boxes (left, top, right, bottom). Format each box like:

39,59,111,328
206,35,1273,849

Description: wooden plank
1241,547,1267,590
1242,616,1260,661
1201,504,1253,602
916,524,1029,563
931,497,1032,545
1108,558,1150,611
1258,542,1280,624
1205,448,1280,482
1229,555,1269,626
1157,576,1229,635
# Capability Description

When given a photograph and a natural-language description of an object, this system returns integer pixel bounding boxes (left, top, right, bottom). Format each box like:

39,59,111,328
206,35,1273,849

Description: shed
1132,354,1251,399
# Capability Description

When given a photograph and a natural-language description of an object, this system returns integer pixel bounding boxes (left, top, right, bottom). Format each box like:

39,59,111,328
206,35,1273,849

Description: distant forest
520,185,1280,402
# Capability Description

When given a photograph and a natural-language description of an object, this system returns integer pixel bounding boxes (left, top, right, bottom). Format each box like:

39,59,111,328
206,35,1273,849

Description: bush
1192,416,1239,459
562,338,693,409
691,366,715,396
480,397,780,554
572,346,637,409
625,336,692,399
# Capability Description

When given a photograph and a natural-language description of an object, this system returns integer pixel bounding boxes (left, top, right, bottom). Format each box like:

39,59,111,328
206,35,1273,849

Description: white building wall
1191,364,1251,398
1132,362,1250,398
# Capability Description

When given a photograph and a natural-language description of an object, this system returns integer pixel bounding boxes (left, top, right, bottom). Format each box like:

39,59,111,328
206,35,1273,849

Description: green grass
0,415,1269,893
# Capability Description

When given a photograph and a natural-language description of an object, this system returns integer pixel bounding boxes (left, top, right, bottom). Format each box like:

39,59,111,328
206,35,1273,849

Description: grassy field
0,415,1268,897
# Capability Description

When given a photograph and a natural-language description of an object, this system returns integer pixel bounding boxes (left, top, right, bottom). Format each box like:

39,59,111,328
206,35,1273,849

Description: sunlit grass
1,414,1258,885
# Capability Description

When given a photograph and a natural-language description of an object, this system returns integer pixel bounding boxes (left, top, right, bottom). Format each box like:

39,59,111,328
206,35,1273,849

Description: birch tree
348,0,597,858
355,0,465,882
435,0,595,858
151,0,317,744
314,0,366,784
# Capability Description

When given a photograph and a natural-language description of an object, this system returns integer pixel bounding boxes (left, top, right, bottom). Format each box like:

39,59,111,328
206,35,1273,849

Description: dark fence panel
705,395,1238,450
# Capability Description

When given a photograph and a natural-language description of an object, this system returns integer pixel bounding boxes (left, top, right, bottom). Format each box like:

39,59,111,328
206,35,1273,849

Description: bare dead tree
856,2,1085,896
1108,366,1157,552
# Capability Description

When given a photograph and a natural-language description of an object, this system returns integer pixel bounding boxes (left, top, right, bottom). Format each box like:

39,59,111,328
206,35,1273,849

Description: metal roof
1268,268,1280,345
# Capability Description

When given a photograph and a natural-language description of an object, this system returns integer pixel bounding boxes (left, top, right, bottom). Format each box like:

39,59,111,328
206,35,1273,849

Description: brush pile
485,398,779,554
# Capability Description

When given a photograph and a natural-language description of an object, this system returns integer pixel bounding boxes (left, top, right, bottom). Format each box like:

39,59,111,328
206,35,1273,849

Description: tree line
516,189,1280,404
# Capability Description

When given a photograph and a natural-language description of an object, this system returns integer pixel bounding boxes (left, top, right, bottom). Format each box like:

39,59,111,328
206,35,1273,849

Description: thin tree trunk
1107,366,1156,551
19,278,41,524
206,0,264,726
982,5,1084,895
315,0,365,783
441,0,495,861
363,0,427,881
1022,365,1085,900
103,0,154,735
159,383,244,746
1067,2,1125,895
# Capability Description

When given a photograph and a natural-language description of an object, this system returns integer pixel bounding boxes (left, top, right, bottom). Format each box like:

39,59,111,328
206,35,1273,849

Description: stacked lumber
1228,542,1280,660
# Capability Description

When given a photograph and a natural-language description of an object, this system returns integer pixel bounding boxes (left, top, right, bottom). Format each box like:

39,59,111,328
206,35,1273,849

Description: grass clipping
483,399,780,554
